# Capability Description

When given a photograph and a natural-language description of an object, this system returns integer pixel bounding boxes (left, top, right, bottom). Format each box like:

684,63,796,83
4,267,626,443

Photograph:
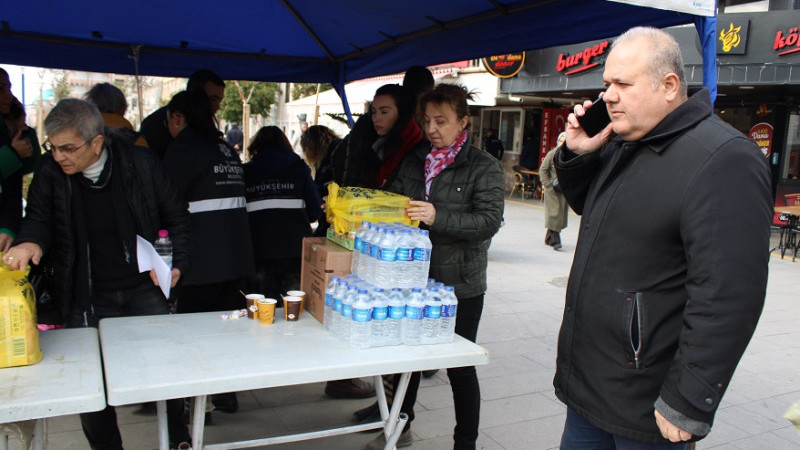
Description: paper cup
286,290,305,300
245,294,265,319
283,296,303,322
285,290,306,315
257,298,277,325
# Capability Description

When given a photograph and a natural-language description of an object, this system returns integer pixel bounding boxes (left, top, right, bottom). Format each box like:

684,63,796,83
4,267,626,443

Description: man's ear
663,73,681,102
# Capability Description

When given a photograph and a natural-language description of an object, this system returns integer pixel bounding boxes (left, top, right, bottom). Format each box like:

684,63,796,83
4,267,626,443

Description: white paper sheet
136,235,171,299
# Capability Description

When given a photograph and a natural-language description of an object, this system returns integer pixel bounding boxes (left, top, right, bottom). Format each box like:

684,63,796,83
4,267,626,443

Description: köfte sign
774,25,800,56
484,52,526,78
749,122,774,157
556,41,609,76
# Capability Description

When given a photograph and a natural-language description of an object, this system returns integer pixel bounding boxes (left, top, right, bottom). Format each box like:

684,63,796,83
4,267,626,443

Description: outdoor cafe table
0,328,106,450
774,205,800,260
99,311,490,450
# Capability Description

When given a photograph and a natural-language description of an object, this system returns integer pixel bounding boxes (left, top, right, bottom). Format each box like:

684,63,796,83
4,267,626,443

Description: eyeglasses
43,136,96,155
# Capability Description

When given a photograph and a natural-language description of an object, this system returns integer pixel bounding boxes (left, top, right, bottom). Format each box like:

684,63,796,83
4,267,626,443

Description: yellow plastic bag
326,182,419,235
0,261,42,368
785,400,800,433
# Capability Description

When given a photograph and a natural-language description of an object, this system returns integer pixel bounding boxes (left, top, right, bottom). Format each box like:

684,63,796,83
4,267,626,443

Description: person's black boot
552,232,562,250
353,401,380,423
211,392,238,413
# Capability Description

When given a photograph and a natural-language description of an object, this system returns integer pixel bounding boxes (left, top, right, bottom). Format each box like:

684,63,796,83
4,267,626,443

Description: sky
2,64,55,106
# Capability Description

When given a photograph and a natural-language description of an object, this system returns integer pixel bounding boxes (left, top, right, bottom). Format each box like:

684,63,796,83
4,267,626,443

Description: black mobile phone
577,94,611,137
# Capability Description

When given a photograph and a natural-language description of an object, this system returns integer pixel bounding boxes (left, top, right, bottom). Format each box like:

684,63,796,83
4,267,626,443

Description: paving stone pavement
6,199,799,449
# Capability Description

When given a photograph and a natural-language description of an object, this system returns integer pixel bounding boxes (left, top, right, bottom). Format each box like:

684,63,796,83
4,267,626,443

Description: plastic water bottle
154,229,173,268
421,288,442,344
386,288,405,346
340,285,358,342
364,226,381,282
370,288,389,347
367,226,382,283
351,221,370,275
414,230,432,288
426,278,437,289
439,286,458,343
324,276,340,332
402,288,425,345
331,280,348,337
395,229,415,288
375,229,398,288
350,289,373,349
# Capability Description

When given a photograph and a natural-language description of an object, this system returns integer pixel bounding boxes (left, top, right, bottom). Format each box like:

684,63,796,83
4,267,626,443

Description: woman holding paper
2,98,192,448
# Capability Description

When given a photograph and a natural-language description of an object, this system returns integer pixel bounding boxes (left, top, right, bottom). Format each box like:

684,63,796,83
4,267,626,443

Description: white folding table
99,312,489,450
0,328,106,450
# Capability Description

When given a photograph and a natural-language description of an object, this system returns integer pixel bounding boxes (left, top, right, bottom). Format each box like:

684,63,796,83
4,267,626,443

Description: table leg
780,225,788,259
377,372,412,450
0,433,8,450
156,401,169,450
31,419,45,450
382,413,408,450
192,396,208,450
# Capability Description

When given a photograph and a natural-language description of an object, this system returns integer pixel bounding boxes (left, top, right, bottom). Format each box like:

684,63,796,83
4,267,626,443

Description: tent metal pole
129,45,144,127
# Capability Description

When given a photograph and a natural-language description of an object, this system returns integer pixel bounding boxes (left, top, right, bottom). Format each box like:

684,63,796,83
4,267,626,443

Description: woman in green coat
380,83,504,450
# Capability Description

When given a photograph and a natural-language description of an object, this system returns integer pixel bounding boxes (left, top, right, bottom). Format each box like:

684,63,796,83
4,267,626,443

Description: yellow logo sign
719,23,742,53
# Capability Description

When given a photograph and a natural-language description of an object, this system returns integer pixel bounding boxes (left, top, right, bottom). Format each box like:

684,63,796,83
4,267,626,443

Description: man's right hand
11,130,34,159
566,99,613,155
2,242,43,270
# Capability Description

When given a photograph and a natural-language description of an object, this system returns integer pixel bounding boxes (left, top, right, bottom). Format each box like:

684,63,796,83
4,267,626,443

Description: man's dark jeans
560,408,690,450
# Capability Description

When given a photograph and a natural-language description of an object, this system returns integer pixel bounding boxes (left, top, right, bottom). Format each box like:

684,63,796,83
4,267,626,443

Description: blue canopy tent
0,0,716,122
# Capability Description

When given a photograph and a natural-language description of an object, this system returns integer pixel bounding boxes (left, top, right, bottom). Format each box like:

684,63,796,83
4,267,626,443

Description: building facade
501,8,800,206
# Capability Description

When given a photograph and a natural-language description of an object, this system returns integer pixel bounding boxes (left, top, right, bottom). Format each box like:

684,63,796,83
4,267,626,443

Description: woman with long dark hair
332,83,424,189
323,84,428,401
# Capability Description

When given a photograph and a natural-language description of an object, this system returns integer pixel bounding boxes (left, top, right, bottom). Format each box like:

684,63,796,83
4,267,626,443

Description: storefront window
479,108,524,154
783,113,800,180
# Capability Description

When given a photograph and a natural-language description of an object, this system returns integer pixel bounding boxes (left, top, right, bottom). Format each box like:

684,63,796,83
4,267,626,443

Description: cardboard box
301,237,352,324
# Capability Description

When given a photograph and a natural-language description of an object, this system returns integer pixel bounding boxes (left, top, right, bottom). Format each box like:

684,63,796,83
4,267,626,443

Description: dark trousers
560,408,690,450
399,294,484,450
175,278,247,313
75,283,190,449
246,258,301,304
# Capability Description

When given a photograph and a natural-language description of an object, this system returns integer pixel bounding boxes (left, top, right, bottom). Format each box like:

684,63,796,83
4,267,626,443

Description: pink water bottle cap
158,229,169,238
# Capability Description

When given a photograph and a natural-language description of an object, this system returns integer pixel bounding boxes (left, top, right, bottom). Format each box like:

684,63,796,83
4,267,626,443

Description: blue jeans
560,408,689,450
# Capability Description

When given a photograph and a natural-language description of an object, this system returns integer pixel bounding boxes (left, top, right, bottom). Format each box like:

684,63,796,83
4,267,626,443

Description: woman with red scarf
332,83,424,189
364,85,505,450
324,84,426,400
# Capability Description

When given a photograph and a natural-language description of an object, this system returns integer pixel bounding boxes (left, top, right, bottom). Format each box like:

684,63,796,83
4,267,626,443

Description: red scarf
424,130,468,199
376,119,423,187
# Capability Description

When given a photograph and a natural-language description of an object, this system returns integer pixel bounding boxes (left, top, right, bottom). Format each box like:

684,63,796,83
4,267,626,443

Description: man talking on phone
553,27,771,449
